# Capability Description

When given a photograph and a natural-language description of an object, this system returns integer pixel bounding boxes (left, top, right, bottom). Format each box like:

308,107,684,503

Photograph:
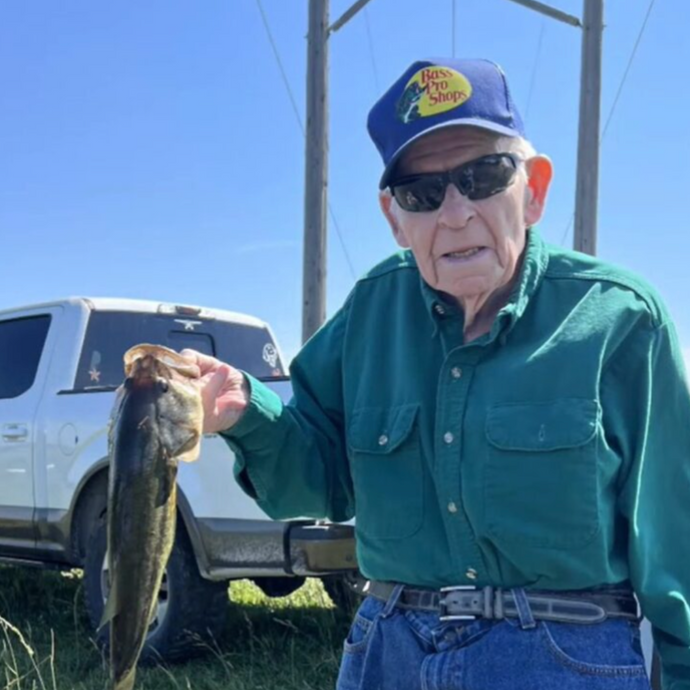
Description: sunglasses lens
461,155,518,201
392,176,447,212
390,154,519,212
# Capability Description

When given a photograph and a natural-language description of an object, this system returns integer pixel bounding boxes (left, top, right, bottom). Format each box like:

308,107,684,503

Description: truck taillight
175,305,202,316
158,304,202,317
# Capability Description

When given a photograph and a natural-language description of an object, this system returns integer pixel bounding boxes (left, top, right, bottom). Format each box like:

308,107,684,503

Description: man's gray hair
499,135,537,163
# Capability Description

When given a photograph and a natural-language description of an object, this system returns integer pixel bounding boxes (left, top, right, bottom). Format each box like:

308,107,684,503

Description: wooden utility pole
573,0,604,256
302,0,329,344
503,0,603,258
302,0,375,344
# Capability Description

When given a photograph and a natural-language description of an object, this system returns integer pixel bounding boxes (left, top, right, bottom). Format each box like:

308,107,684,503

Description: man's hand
180,349,250,434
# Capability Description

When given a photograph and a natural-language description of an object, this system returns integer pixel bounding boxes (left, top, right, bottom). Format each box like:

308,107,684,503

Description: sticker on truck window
262,343,278,368
88,351,102,383
174,319,202,332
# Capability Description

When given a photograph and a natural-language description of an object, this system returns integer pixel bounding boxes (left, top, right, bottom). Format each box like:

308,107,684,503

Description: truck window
0,315,51,399
168,332,214,356
74,312,285,390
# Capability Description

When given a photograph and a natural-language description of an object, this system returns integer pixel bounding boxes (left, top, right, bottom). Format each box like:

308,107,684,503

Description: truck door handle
2,424,29,442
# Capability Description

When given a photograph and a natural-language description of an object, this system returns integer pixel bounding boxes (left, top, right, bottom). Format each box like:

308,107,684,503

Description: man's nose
437,183,475,229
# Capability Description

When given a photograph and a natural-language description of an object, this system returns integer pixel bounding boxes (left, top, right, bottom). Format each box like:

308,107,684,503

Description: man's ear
524,155,553,226
380,191,410,248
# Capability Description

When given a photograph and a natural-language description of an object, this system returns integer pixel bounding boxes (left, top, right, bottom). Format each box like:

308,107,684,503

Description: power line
524,21,546,125
560,0,658,247
254,0,304,136
253,0,358,281
559,212,575,247
363,7,380,94
601,0,658,140
452,0,457,57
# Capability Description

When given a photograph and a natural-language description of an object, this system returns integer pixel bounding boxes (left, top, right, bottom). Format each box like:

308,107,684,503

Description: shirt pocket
348,404,424,540
484,399,601,549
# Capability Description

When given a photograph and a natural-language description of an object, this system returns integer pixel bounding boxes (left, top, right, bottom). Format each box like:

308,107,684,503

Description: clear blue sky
1,0,688,367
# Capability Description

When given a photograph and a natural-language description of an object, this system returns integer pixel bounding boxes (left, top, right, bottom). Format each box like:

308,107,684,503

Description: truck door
0,310,54,552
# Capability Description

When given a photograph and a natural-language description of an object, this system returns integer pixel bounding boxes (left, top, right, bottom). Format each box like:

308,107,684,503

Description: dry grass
0,566,350,689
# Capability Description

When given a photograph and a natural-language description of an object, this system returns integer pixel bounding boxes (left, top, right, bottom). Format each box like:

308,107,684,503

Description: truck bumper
189,517,357,580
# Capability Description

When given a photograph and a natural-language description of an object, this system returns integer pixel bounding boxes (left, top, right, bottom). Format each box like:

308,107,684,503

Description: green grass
0,566,351,689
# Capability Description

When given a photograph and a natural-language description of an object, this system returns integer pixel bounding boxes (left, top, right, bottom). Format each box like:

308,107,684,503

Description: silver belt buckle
439,585,480,622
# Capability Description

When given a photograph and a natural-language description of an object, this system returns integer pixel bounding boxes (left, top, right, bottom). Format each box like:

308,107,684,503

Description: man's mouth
442,247,486,260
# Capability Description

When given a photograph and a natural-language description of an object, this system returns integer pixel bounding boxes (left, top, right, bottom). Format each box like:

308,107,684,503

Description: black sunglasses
389,152,521,213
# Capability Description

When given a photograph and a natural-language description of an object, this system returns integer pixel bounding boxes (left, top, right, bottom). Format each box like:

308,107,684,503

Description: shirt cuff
220,372,284,503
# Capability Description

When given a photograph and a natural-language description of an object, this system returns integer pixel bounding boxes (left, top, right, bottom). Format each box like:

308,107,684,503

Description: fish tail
111,668,136,690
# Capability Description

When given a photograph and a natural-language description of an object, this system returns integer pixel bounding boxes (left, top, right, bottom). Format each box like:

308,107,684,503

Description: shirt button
443,432,454,444
378,434,388,446
434,304,446,316
451,367,462,379
465,568,478,580
447,502,458,513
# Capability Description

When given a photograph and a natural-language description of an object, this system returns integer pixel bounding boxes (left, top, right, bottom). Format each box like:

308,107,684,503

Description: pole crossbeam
329,0,376,34
504,0,582,27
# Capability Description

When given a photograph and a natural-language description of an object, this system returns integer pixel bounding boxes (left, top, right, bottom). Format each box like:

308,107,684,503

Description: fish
101,344,203,690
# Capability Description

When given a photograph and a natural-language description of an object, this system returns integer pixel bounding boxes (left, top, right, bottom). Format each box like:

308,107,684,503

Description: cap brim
378,118,521,189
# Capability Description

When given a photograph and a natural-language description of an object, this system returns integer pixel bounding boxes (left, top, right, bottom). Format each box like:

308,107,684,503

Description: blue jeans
337,586,650,690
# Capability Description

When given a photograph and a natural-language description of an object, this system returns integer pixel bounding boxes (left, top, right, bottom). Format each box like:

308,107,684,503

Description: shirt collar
419,228,549,337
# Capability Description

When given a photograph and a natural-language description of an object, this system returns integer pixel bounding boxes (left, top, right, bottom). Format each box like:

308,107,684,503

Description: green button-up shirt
223,229,690,688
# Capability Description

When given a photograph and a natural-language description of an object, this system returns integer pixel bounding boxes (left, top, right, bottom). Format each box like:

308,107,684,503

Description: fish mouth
125,345,201,379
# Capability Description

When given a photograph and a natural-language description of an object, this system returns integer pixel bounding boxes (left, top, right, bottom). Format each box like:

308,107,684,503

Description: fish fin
99,581,120,631
112,667,136,690
176,430,201,463
155,464,177,508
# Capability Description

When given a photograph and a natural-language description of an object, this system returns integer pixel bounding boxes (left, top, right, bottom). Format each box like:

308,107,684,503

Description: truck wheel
322,573,361,618
83,517,229,662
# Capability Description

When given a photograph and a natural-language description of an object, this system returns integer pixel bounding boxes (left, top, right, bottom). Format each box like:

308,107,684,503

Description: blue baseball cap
368,58,526,189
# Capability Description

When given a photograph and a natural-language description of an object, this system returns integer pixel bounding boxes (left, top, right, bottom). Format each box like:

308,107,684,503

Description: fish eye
157,379,169,393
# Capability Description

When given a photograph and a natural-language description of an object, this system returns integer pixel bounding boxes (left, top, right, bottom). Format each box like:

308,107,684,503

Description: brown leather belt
357,580,640,624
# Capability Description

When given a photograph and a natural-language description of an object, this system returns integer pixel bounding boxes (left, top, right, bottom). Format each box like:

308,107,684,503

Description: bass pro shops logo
396,67,472,123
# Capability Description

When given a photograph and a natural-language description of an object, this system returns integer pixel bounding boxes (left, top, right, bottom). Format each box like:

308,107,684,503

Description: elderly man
185,59,690,689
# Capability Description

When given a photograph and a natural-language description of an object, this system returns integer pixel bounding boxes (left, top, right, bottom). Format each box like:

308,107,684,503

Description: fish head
122,345,204,463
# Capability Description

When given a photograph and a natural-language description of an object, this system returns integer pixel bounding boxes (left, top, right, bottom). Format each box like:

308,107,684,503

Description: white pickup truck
0,297,357,661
